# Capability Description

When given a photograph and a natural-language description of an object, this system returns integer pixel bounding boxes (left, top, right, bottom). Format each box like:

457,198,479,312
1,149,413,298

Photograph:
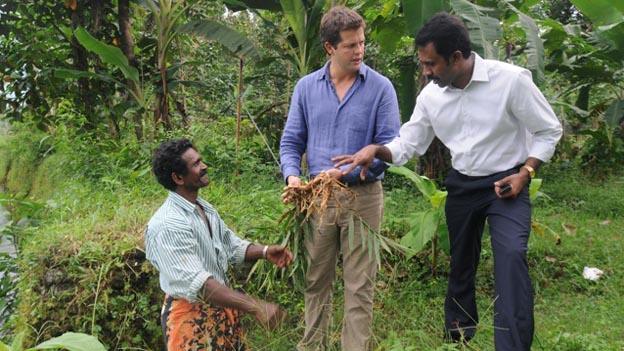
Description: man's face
326,26,365,74
417,42,458,88
176,147,209,190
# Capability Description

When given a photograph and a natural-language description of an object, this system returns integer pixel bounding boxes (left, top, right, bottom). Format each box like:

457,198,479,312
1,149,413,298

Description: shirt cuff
282,166,301,182
188,270,212,302
529,142,555,163
384,140,408,166
232,240,252,266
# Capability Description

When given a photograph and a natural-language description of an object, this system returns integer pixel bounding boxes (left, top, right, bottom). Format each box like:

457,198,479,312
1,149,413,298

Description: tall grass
0,121,622,350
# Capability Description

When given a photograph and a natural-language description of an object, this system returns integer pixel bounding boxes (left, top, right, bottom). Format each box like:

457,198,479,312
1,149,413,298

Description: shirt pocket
345,106,373,147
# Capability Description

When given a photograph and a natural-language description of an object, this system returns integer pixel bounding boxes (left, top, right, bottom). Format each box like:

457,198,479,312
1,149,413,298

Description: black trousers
444,167,534,351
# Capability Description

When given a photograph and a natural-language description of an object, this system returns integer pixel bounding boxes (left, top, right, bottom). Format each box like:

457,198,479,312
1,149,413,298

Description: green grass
244,165,624,351
1,125,622,350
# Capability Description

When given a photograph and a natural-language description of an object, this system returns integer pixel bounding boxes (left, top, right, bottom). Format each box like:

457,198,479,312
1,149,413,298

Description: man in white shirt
333,13,562,351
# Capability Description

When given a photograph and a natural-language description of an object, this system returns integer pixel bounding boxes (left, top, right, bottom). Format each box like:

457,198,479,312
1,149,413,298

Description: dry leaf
65,0,77,11
562,223,577,235
600,220,611,226
531,222,545,236
545,256,557,263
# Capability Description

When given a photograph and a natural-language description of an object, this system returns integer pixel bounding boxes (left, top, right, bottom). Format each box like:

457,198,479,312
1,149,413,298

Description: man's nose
355,42,364,54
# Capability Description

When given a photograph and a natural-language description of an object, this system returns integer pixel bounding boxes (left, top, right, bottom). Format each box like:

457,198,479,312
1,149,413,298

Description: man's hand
286,175,301,187
323,168,342,180
253,301,287,330
281,176,302,203
332,144,381,181
494,170,530,199
265,245,293,268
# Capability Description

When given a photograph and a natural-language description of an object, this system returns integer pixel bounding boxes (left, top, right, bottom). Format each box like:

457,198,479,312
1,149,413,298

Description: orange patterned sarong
161,295,248,351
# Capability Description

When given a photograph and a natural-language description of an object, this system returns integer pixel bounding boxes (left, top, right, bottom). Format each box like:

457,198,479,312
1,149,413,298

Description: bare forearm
524,157,542,171
519,157,542,180
374,145,393,163
200,278,259,315
244,243,265,262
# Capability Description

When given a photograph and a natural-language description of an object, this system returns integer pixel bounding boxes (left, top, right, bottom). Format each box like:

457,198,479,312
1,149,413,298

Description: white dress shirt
386,53,562,176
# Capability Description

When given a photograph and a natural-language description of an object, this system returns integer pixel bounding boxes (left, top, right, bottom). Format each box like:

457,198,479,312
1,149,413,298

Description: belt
309,174,381,187
343,179,380,187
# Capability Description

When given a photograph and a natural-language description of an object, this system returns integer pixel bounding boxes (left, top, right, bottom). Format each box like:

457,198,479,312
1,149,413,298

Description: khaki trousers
297,181,383,351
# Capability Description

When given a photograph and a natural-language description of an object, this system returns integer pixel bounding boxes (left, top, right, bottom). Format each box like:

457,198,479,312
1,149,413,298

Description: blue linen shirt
145,191,251,302
280,61,401,183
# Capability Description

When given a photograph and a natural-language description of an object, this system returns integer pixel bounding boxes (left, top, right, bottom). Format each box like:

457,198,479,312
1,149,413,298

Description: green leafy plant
0,221,21,331
0,332,106,351
248,174,403,292
387,166,448,274
224,0,326,77
388,166,557,272
53,27,148,141
375,331,419,351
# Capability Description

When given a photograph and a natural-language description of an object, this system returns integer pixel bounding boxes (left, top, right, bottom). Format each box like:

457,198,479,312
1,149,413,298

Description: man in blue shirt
279,6,400,350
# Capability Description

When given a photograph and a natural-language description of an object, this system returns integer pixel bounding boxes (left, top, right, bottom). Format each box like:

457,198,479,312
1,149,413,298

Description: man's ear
172,172,184,186
451,50,462,65
323,41,335,56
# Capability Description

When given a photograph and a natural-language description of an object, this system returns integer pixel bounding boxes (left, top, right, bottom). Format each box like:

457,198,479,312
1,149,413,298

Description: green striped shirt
145,191,251,302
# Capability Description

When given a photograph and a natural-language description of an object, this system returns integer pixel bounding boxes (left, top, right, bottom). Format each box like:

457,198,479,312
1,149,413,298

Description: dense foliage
1,0,623,349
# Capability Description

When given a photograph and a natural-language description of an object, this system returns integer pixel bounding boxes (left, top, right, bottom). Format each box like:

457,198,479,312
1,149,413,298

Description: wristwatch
521,165,536,179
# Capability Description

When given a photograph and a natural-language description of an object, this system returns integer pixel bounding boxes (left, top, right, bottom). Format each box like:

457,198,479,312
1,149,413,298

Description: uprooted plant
247,173,404,292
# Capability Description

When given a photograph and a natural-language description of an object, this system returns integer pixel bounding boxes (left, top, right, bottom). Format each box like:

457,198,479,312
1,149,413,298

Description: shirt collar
442,52,489,92
168,191,217,215
442,51,490,92
318,60,368,81
196,197,216,215
167,191,201,213
471,52,489,82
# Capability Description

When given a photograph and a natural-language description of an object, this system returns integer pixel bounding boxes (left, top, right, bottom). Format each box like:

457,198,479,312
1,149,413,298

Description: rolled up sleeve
218,218,251,267
148,226,214,302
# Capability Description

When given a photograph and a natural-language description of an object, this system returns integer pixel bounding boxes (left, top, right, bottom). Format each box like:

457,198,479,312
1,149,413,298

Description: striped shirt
145,191,251,302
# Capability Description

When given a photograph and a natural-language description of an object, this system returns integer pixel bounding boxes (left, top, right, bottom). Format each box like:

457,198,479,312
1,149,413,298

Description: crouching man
146,138,293,351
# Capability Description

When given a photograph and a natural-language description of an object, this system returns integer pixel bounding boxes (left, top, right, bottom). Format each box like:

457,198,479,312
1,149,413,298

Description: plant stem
432,232,438,276
235,57,243,177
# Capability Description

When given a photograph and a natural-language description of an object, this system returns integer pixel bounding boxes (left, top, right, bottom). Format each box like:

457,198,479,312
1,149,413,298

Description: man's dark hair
320,6,365,49
152,138,195,191
416,12,471,61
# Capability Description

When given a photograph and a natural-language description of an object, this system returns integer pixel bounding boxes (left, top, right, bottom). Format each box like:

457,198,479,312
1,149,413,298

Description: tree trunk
175,97,189,127
70,4,96,129
91,0,104,34
417,72,450,181
573,85,591,132
117,0,143,140
397,55,416,123
155,53,171,130
118,0,136,66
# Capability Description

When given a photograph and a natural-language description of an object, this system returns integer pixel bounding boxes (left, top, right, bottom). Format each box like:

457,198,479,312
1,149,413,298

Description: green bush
0,117,289,349
550,332,611,351
0,147,10,186
0,125,49,196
